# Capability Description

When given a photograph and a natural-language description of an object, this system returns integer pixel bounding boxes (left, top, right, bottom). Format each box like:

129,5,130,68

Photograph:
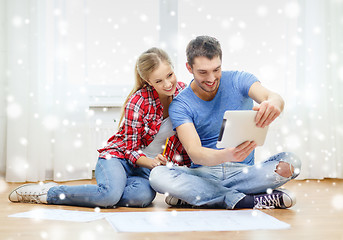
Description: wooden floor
1,178,343,240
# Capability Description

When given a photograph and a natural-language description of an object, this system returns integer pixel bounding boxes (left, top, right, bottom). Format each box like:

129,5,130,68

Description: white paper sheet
8,209,106,222
9,209,290,232
105,210,290,232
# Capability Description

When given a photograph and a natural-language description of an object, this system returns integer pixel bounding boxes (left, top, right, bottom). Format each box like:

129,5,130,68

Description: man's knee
276,152,301,178
149,166,163,184
150,166,183,193
149,166,168,192
275,161,293,178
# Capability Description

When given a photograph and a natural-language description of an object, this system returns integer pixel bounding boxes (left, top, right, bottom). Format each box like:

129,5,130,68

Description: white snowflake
7,102,22,119
292,35,303,46
96,225,104,233
238,21,246,29
228,35,245,52
174,154,182,162
313,26,321,35
59,193,66,200
251,210,258,217
43,115,60,130
284,2,301,19
20,137,28,146
12,16,23,27
95,119,102,126
66,165,74,173
40,231,48,239
221,19,231,29
140,14,148,22
256,6,268,17
73,139,83,148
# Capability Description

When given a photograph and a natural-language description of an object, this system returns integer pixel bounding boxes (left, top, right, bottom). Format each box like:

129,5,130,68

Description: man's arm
248,82,285,128
176,122,256,166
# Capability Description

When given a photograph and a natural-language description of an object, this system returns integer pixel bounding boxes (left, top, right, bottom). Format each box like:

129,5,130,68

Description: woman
9,48,190,208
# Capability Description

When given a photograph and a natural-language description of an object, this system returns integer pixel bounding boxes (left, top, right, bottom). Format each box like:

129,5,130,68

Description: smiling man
149,35,302,210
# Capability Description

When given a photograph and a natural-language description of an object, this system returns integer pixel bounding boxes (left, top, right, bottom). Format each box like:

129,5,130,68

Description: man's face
187,56,222,95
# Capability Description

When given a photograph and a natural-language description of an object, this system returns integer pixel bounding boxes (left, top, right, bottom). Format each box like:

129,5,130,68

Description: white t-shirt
141,117,175,159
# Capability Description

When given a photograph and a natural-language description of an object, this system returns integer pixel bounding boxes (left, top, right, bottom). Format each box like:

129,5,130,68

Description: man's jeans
47,157,156,208
150,152,301,209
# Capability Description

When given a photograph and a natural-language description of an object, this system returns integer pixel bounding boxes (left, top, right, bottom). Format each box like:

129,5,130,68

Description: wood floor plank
1,179,343,240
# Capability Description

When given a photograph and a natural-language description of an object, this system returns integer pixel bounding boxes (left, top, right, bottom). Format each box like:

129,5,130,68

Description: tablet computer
216,110,269,148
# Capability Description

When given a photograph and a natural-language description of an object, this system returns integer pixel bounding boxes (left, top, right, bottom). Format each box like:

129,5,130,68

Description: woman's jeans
150,152,301,209
47,157,156,208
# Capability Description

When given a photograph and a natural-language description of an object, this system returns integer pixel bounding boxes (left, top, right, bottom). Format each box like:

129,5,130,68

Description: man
150,36,301,209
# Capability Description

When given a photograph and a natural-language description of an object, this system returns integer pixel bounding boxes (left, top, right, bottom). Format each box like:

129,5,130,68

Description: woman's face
147,62,177,98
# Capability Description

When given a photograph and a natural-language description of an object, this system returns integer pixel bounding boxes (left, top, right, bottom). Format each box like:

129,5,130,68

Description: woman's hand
136,154,168,169
151,154,167,168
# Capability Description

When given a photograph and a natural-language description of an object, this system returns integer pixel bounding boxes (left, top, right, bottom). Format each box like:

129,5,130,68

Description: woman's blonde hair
118,47,173,127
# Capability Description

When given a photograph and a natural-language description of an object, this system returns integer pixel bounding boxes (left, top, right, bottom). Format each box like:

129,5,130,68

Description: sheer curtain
3,0,160,182
5,0,93,182
256,0,343,179
286,0,343,179
0,1,6,177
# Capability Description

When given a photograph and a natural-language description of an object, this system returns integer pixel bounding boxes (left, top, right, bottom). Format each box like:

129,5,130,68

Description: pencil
162,137,169,157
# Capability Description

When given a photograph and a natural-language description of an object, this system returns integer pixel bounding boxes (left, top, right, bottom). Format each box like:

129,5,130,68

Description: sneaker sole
276,188,296,208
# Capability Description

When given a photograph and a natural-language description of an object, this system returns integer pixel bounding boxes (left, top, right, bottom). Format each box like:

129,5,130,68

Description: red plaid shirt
98,82,191,167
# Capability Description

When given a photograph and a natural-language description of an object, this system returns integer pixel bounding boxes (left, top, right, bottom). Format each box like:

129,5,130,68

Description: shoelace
17,191,44,204
254,193,282,209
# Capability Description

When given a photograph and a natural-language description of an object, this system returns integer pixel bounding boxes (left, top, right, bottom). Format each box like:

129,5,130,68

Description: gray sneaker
8,182,58,204
165,195,190,207
253,189,296,209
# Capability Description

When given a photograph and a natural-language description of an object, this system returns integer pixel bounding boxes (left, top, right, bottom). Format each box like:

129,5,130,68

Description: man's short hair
186,36,222,67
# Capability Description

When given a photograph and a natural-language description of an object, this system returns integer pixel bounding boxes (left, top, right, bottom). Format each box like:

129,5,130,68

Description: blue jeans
150,152,301,209
47,157,156,208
